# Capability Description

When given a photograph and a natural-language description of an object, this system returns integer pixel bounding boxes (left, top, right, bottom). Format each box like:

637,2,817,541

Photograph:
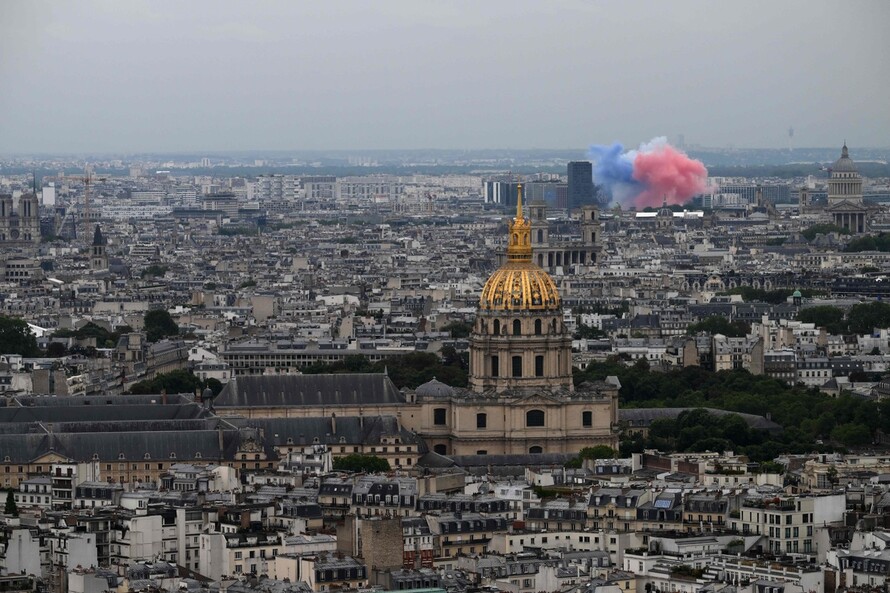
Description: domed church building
411,185,619,456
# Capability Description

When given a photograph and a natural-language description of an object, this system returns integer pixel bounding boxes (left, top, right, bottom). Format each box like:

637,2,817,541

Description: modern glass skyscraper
567,161,595,207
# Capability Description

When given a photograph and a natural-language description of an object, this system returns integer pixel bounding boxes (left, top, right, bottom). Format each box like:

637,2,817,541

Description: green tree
144,310,179,342
333,454,390,473
831,422,872,447
687,316,749,337
566,445,617,468
441,321,472,339
797,306,847,334
574,323,606,339
847,301,890,335
801,223,849,241
140,264,169,278
4,490,18,516
0,315,40,357
129,369,203,395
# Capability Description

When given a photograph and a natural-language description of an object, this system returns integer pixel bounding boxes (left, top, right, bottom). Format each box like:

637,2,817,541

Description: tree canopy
844,233,890,253
302,351,468,389
144,310,179,342
333,454,390,473
576,359,889,461
0,315,39,357
801,223,849,241
796,301,890,335
129,369,222,396
686,316,750,337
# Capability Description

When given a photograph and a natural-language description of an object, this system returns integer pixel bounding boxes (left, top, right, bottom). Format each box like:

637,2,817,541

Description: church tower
91,224,108,271
470,184,573,393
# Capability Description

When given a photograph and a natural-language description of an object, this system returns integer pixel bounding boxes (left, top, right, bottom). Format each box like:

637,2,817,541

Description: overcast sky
1,0,888,154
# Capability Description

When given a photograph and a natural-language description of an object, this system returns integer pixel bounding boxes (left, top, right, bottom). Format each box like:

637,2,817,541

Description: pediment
509,391,565,405
32,451,73,464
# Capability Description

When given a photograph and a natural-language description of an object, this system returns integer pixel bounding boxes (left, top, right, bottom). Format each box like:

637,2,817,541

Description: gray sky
1,0,888,153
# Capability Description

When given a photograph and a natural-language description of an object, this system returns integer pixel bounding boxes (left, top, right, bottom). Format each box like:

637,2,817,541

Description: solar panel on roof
654,499,672,509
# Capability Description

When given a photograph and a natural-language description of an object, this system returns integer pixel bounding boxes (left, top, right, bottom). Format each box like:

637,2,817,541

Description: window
433,408,447,425
434,444,447,455
583,411,593,427
535,355,544,377
534,319,542,335
513,319,521,336
512,356,523,377
491,355,499,377
493,320,500,335
529,446,543,454
476,413,487,429
527,409,545,427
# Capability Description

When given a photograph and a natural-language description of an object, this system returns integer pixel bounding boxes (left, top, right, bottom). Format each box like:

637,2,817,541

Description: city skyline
1,0,889,154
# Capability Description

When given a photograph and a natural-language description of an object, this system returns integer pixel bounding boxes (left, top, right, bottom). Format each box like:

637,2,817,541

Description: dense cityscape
2,143,890,593
3,2,890,593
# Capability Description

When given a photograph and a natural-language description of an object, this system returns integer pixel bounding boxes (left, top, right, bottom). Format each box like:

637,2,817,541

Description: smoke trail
632,138,708,209
587,142,642,206
587,137,708,209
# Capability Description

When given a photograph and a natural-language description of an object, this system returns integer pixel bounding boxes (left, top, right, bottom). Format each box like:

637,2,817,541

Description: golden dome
479,184,561,312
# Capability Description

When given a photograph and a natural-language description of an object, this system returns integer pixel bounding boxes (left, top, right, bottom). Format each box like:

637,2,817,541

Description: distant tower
0,192,40,244
567,161,594,208
91,224,108,271
580,204,601,265
788,126,794,151
529,198,549,248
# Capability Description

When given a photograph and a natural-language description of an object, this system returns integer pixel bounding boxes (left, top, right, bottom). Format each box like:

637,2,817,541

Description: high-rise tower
567,161,595,208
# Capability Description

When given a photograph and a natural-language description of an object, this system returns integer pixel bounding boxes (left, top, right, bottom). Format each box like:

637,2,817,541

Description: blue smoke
587,142,643,206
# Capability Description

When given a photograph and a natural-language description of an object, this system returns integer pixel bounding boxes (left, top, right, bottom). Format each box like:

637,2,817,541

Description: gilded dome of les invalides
478,184,561,312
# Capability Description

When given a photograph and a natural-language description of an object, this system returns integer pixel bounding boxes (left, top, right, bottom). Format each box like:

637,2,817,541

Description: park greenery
575,359,890,461
144,309,179,342
302,349,468,389
332,454,390,473
128,369,222,396
565,445,616,468
140,264,169,278
801,223,850,241
686,316,750,337
0,315,40,357
53,322,133,349
797,301,890,335
845,233,890,253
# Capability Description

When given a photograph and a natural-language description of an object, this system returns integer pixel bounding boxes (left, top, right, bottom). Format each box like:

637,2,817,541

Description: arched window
526,409,545,427
493,319,501,335
513,319,521,335
433,444,447,455
534,319,542,335
529,446,543,454
512,356,523,377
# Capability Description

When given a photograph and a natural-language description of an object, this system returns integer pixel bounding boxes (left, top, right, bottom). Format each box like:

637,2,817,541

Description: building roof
215,374,405,408
832,143,858,174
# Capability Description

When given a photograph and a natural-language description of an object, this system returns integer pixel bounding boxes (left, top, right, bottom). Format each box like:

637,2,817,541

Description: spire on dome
506,183,532,262
842,142,849,159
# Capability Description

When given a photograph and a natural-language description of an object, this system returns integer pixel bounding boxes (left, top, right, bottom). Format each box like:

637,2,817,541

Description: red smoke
631,144,708,209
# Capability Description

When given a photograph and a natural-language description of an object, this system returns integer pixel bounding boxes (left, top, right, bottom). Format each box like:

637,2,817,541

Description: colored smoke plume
587,137,709,209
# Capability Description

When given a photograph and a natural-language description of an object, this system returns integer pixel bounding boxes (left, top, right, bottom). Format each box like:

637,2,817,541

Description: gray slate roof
215,373,405,407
